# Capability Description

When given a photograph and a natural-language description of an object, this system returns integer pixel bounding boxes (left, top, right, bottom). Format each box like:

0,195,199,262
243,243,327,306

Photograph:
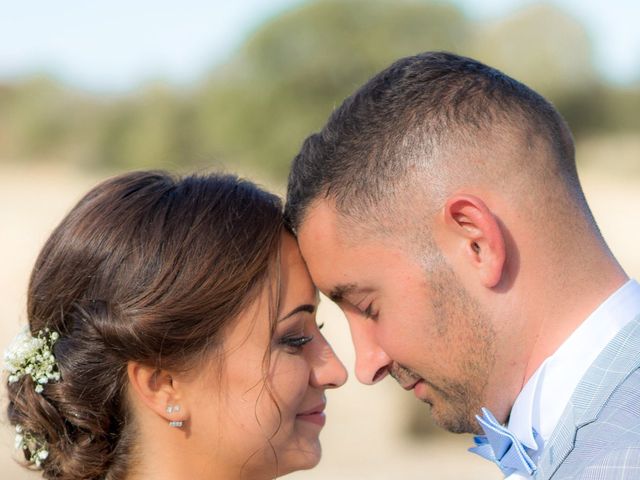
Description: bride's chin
275,441,322,476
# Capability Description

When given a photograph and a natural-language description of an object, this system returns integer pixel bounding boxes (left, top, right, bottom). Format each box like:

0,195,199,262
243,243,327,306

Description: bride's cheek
273,359,312,410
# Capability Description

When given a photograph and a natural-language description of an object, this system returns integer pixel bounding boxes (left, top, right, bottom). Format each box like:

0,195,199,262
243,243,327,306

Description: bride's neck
123,434,265,480
125,454,244,480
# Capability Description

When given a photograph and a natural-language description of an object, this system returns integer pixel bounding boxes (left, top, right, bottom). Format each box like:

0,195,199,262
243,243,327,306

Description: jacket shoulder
571,446,640,479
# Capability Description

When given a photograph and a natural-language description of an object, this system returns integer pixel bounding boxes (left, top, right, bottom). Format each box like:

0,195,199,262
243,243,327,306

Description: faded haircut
285,51,581,234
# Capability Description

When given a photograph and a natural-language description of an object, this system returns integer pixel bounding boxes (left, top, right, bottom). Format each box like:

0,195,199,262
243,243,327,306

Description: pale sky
0,0,638,93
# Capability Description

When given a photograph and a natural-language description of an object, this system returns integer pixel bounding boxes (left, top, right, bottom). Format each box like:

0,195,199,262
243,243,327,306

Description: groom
285,52,640,478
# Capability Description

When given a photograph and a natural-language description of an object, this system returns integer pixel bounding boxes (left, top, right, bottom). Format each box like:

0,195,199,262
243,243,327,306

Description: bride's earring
166,404,183,428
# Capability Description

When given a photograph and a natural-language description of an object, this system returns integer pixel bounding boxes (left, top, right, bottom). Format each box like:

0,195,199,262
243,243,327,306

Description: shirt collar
508,279,640,455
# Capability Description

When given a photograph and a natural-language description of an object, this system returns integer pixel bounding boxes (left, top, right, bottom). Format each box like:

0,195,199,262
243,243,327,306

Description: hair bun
8,171,284,479
6,302,131,479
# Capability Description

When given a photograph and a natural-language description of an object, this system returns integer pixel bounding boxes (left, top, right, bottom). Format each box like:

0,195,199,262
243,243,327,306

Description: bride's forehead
280,234,312,277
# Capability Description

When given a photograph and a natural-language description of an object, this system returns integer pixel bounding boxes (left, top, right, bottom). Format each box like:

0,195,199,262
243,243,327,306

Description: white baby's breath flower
14,434,23,450
13,424,50,470
3,327,61,394
5,328,61,470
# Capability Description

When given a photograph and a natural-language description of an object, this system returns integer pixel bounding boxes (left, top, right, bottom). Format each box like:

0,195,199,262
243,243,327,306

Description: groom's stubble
391,257,497,435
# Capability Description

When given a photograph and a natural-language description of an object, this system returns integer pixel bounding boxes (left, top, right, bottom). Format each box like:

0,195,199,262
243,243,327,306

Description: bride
5,171,347,479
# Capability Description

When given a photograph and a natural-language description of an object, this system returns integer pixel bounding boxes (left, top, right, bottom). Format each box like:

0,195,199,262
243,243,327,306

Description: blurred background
1,0,638,478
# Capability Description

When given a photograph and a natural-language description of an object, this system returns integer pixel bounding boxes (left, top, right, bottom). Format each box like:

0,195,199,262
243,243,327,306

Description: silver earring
166,404,183,427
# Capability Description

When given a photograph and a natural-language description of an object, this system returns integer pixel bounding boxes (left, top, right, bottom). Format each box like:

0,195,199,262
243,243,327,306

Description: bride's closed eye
276,302,319,354
279,332,314,354
277,315,325,354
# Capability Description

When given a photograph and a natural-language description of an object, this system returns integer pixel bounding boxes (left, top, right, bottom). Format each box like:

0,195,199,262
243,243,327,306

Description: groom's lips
400,378,431,402
400,378,421,391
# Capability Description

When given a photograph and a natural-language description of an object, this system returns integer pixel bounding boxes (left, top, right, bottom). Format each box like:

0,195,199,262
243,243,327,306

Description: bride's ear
127,361,189,426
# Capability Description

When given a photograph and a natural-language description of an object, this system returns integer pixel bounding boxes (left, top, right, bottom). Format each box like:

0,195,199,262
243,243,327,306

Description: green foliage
470,4,597,99
194,0,471,178
94,86,201,170
0,0,638,180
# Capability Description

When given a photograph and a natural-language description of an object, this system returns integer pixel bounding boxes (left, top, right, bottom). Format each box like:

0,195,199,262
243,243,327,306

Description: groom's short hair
285,51,582,235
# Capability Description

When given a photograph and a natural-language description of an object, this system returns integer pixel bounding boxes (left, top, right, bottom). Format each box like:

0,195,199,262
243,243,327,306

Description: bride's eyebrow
278,304,315,322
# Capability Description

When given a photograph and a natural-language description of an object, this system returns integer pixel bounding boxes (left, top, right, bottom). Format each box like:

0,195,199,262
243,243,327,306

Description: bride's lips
296,403,326,427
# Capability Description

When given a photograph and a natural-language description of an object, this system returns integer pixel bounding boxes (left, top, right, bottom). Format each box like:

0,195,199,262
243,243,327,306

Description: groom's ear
437,194,506,288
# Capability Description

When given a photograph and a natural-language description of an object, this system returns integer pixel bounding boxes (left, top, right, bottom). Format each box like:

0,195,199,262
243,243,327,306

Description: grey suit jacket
535,315,640,479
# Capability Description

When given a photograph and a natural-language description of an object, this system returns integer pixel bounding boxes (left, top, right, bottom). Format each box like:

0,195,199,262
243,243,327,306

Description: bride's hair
6,171,283,480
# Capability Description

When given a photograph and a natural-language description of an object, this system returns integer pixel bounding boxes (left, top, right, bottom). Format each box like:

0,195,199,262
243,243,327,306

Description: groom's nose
348,316,392,385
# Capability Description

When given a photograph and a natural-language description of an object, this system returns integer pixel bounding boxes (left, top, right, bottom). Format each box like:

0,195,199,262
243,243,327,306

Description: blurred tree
469,3,608,137
601,86,640,132
1,0,638,179
471,4,597,98
95,85,203,170
0,77,97,162
195,0,472,179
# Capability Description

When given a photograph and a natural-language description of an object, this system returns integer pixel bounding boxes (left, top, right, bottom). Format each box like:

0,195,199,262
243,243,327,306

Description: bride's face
185,233,347,478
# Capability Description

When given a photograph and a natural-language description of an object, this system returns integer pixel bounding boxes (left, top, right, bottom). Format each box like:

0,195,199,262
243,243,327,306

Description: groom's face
297,199,497,434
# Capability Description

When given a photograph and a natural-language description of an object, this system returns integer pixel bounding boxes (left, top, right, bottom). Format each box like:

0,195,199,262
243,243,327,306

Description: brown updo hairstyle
6,171,284,479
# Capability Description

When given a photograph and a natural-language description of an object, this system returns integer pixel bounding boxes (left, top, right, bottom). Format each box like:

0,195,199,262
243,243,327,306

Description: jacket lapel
535,316,640,479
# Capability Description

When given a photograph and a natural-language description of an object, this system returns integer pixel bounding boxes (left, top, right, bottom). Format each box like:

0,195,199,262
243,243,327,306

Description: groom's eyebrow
329,283,359,302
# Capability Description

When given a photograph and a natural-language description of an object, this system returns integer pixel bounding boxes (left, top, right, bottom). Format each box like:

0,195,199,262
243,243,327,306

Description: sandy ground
0,158,638,480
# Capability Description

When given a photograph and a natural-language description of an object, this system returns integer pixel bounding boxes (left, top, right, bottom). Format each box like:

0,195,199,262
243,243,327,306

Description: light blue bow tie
469,408,538,476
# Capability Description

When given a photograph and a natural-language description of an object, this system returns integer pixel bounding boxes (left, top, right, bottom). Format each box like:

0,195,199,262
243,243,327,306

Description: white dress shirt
505,279,640,480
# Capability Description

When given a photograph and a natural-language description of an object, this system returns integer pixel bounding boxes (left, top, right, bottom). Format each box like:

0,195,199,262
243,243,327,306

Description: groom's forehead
297,209,358,293
298,197,408,257
297,200,344,252
299,198,375,250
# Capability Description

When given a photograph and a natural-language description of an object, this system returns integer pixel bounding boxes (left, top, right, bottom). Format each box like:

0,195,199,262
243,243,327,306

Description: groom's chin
428,401,481,435
412,377,484,434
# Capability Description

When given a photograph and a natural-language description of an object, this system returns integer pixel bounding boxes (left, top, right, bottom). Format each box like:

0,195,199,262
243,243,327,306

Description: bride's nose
308,336,348,389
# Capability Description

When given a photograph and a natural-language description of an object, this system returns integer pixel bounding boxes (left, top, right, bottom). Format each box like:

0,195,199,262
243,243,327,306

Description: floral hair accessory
4,327,61,393
14,424,49,467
